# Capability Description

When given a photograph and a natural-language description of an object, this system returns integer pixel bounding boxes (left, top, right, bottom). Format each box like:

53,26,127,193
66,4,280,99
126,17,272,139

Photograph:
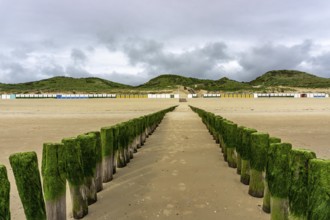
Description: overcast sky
1,0,330,85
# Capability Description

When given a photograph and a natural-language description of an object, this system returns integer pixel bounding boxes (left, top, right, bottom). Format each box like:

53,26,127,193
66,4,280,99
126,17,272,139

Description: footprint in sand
170,159,177,164
182,210,193,215
178,182,186,191
166,204,174,209
161,204,175,216
172,170,178,176
163,209,172,216
161,155,170,161
194,204,206,209
169,150,178,155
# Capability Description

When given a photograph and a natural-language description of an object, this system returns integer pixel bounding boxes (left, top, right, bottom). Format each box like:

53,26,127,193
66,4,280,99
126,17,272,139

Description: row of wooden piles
0,105,177,220
190,105,329,220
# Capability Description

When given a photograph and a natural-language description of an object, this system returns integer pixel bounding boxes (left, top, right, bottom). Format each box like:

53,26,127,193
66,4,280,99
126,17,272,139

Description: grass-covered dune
1,70,330,93
250,70,330,88
0,76,132,94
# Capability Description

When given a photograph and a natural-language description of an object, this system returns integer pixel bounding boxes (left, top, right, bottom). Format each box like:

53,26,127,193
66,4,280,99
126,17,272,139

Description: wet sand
0,98,329,219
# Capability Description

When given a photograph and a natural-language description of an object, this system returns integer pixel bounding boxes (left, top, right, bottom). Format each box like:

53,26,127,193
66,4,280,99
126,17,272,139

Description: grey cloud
40,64,66,78
97,71,148,86
200,43,229,61
71,48,87,65
307,53,330,78
11,48,31,59
122,39,164,66
65,65,91,78
0,61,39,83
86,46,95,53
1,0,330,84
238,40,313,81
0,50,92,83
120,39,231,80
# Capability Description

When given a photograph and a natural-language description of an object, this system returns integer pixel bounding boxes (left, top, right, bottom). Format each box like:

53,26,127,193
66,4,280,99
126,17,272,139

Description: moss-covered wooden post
222,120,230,162
207,113,216,138
135,120,140,152
214,116,219,144
240,128,257,185
77,133,97,205
144,116,150,138
41,143,66,220
112,125,119,174
149,115,155,135
139,117,145,146
86,131,103,192
236,126,246,175
0,164,10,220
62,138,88,219
122,122,131,164
214,116,222,144
288,149,316,219
149,115,154,136
135,120,140,151
143,116,147,145
249,132,269,197
137,119,143,149
267,143,292,220
262,137,281,213
127,121,134,159
9,152,46,220
269,137,281,144
100,127,114,182
226,122,238,168
131,120,137,152
307,159,330,220
116,123,127,168
211,115,217,141
126,121,132,159
218,118,225,151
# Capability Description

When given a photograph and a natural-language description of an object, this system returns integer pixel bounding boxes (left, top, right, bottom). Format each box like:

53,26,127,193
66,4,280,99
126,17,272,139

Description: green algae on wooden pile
236,126,246,175
288,149,316,219
77,133,97,205
86,131,103,192
41,143,66,220
267,143,292,220
267,143,292,198
240,128,257,185
249,132,269,198
62,138,84,186
0,164,10,220
9,152,46,220
41,143,66,201
263,136,281,213
225,122,238,168
250,132,269,172
62,137,88,219
307,159,330,220
100,126,115,182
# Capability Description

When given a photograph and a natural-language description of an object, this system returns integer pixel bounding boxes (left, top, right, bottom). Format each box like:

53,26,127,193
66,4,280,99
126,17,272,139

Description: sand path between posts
84,103,268,220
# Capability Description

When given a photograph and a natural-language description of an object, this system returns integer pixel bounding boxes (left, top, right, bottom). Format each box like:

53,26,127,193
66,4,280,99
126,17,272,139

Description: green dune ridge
1,70,330,93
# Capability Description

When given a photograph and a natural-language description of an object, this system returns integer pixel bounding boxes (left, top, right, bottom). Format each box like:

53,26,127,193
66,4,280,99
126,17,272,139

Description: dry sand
0,98,329,219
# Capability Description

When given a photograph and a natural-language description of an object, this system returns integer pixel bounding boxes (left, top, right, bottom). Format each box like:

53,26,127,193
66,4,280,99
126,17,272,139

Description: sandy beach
0,98,329,219
189,98,330,159
0,99,177,219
